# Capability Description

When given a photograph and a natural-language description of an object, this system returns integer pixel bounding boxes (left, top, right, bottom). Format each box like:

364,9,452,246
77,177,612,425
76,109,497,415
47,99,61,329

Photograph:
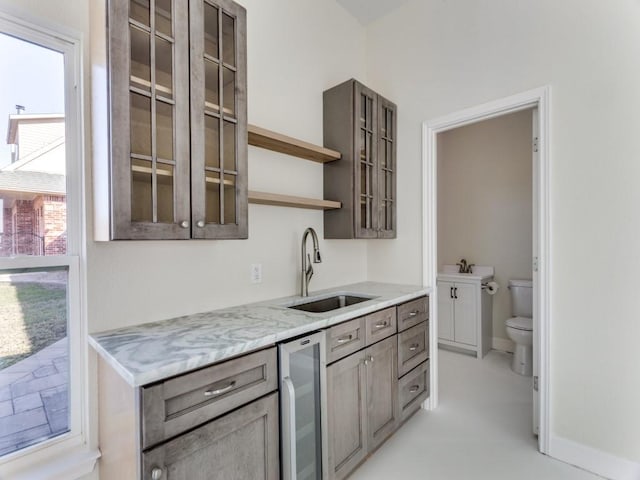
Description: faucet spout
301,228,322,297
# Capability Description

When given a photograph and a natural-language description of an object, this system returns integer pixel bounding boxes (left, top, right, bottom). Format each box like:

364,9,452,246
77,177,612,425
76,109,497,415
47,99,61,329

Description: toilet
505,279,533,376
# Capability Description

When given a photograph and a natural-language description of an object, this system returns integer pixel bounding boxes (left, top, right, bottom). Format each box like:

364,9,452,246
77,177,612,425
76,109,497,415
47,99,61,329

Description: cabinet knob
408,310,419,317
369,355,374,363
409,343,420,352
180,220,189,229
409,385,420,393
151,467,163,480
196,220,205,228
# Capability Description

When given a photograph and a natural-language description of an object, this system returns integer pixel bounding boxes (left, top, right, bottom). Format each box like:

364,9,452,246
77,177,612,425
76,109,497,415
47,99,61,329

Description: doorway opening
422,87,550,454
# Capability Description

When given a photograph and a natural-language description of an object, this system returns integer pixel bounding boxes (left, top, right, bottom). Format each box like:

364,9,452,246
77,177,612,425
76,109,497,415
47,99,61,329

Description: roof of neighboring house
0,171,65,195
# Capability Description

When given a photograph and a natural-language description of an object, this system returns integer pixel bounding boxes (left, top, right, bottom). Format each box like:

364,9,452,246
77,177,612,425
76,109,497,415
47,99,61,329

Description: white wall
437,110,532,343
365,0,640,467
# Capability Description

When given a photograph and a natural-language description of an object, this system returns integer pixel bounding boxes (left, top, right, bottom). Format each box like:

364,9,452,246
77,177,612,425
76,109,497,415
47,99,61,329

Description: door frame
421,86,551,454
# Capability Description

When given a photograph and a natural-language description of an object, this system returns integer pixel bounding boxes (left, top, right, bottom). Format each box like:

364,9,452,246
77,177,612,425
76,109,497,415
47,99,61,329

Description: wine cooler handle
282,376,297,480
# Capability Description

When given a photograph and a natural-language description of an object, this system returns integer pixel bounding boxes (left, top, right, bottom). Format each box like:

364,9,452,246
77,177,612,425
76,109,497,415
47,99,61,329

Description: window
0,11,97,479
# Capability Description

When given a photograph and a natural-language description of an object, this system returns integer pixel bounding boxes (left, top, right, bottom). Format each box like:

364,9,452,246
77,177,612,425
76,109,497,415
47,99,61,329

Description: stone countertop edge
89,282,431,387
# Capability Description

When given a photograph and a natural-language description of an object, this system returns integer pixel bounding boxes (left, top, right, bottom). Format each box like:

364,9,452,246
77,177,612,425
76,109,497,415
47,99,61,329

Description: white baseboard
492,337,514,353
549,435,640,480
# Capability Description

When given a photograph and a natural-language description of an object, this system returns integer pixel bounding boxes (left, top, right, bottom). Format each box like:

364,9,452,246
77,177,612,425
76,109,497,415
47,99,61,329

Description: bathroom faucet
456,259,474,274
457,259,467,274
301,227,322,297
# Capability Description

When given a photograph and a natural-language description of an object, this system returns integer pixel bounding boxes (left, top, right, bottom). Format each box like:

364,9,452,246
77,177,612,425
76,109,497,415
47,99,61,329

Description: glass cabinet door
377,97,396,238
353,84,379,238
109,0,190,239
190,0,248,239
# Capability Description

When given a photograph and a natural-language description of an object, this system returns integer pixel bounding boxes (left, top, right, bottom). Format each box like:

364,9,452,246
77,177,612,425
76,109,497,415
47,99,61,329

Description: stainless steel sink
287,294,371,313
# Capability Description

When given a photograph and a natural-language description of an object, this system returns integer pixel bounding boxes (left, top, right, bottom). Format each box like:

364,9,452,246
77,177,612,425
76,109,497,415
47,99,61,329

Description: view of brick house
0,113,66,256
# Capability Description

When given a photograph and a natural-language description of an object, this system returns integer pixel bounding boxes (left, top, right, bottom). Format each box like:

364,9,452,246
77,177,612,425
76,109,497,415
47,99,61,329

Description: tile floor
350,348,602,480
0,338,69,457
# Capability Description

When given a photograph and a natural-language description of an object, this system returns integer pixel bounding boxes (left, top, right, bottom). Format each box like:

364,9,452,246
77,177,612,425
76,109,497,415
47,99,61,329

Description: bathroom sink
287,294,371,313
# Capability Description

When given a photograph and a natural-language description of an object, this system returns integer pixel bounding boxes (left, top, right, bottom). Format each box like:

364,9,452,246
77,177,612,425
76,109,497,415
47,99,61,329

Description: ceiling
336,0,411,25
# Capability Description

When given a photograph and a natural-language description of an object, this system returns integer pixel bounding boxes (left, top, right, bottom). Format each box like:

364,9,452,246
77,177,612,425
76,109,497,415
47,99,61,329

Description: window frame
0,10,98,479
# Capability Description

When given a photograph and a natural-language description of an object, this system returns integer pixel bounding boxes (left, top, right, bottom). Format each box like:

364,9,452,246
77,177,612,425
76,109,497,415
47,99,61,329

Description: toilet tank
509,279,533,317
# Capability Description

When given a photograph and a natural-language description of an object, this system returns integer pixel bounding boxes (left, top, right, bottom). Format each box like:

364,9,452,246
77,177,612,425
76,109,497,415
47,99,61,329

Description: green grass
0,282,67,370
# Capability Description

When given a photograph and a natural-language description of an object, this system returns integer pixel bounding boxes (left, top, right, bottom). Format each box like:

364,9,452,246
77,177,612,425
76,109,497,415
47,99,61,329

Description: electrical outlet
250,264,262,284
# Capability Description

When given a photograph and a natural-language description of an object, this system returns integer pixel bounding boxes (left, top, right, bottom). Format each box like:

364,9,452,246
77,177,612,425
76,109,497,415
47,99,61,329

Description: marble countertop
89,282,431,387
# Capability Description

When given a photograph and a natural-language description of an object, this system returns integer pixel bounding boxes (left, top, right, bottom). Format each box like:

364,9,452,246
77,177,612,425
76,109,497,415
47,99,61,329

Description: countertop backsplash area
89,281,430,386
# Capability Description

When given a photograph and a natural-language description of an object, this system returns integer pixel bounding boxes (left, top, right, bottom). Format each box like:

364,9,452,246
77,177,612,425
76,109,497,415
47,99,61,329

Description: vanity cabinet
323,79,397,239
437,276,493,358
92,0,247,240
98,347,279,480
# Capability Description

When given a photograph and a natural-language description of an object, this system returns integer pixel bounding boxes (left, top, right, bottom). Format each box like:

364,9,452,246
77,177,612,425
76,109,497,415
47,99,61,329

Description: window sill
0,438,100,480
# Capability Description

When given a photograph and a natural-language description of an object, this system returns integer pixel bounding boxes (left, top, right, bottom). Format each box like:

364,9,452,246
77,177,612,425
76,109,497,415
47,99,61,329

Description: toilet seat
506,316,532,331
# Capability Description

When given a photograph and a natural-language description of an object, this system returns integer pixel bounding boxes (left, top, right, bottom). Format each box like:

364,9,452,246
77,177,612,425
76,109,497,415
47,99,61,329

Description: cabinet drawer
397,321,429,377
398,360,429,422
327,317,366,364
364,307,397,346
141,347,277,448
397,296,428,332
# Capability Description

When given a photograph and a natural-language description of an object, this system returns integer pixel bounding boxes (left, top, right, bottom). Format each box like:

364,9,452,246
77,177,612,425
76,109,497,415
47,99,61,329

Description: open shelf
248,191,341,210
248,124,341,163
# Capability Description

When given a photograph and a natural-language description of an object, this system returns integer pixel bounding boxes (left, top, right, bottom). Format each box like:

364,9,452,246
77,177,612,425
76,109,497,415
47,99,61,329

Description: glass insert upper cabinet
92,0,247,240
323,79,397,239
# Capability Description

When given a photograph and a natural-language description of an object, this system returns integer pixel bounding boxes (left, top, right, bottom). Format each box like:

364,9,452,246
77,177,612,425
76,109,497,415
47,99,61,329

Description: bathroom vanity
437,265,494,358
90,282,430,480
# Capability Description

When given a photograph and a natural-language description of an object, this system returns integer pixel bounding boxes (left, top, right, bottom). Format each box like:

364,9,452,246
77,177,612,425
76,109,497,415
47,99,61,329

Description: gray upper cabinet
92,0,247,240
323,79,397,239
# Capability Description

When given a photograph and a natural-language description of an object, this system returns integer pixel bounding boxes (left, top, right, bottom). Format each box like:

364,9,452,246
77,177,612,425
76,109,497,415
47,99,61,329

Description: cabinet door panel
366,335,398,451
327,350,368,480
437,281,455,341
454,283,477,346
376,95,396,239
142,392,279,480
109,0,190,239
353,82,379,239
189,0,247,239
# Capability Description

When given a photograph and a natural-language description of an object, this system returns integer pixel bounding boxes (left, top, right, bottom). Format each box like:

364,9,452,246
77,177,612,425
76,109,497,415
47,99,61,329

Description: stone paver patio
0,337,69,457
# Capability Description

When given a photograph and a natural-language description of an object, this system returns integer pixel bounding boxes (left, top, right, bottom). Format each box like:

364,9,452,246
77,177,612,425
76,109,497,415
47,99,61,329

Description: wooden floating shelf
248,191,341,210
248,124,341,164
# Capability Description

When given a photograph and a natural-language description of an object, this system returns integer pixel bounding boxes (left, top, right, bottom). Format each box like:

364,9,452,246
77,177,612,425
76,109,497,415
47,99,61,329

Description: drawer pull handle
204,381,236,397
409,385,420,393
409,343,420,351
374,321,388,329
336,334,353,344
408,310,419,317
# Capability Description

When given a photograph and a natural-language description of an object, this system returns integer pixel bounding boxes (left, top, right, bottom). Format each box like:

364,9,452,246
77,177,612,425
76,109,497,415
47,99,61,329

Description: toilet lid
506,316,533,331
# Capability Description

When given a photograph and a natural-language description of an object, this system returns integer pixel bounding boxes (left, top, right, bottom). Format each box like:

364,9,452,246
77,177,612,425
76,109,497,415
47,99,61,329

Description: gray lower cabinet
366,335,399,451
97,347,278,480
326,350,368,480
142,392,279,480
326,334,399,480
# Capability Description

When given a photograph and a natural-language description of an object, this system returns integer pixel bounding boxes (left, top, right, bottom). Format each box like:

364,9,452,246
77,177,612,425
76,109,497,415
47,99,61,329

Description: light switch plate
250,264,262,283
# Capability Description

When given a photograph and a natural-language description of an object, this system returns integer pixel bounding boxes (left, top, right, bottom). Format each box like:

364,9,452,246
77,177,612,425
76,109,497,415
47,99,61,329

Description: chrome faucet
301,227,322,297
